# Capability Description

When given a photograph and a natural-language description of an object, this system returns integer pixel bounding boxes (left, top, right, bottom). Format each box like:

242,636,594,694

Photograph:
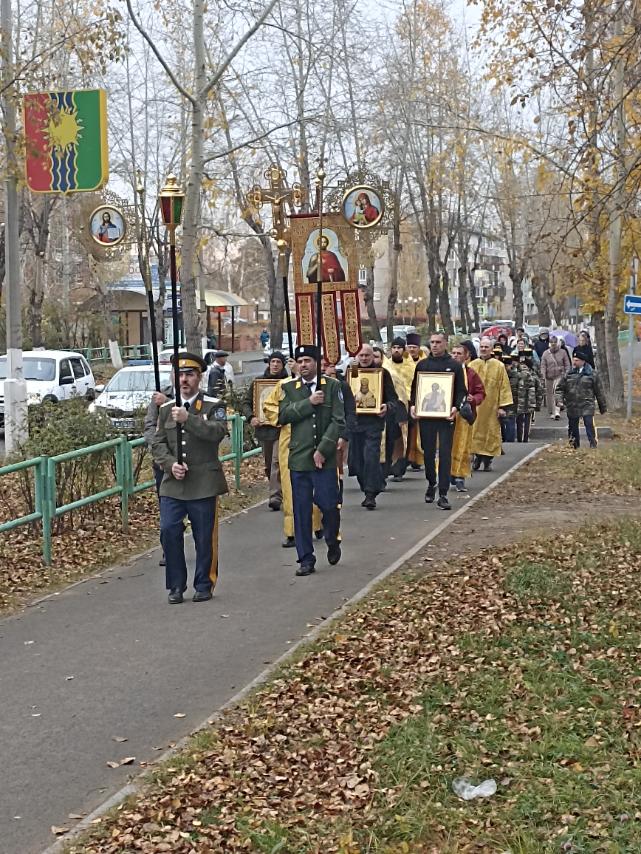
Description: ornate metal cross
247,165,304,273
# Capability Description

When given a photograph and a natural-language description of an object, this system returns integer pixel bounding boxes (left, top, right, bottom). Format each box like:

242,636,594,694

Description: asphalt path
0,443,540,854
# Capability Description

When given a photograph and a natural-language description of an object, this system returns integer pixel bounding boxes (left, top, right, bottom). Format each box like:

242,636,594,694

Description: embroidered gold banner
321,292,340,364
295,293,315,346
290,212,362,362
341,289,362,355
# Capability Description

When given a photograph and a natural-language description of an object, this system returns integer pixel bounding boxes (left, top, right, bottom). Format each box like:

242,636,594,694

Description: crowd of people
145,325,607,600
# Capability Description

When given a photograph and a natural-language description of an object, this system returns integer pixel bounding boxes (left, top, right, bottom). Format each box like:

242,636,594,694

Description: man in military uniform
279,345,345,577
152,353,228,604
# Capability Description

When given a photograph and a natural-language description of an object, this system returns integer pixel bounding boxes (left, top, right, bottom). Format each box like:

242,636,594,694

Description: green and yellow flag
24,89,108,193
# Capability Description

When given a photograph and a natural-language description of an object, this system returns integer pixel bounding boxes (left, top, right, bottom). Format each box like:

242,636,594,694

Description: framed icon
341,184,384,230
89,205,126,246
415,372,454,418
349,367,383,415
253,379,279,423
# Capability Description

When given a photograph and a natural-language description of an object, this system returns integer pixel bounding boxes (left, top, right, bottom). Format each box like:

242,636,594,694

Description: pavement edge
41,444,547,854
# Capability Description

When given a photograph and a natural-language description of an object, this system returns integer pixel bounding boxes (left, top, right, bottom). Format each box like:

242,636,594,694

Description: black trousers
568,415,596,448
419,419,455,495
348,428,384,497
516,413,531,443
291,469,340,568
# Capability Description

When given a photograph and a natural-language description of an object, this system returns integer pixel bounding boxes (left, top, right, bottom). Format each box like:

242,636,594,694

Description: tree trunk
592,310,609,392
426,255,439,332
180,0,206,352
605,205,624,406
439,267,454,334
362,265,381,341
531,276,552,326
511,270,524,327
28,252,45,346
386,219,401,344
603,3,625,409
25,196,51,348
0,224,6,301
263,238,282,346
467,233,482,332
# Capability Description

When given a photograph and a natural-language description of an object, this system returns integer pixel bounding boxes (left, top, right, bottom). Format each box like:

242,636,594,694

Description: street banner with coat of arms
24,89,108,193
290,212,362,363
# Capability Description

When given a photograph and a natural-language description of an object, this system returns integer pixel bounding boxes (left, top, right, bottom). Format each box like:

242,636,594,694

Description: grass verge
67,514,641,854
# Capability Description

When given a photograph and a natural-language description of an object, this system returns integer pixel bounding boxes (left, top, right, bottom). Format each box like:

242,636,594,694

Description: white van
0,350,96,428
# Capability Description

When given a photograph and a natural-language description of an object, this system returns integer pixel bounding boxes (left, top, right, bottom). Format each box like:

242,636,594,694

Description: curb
41,445,547,854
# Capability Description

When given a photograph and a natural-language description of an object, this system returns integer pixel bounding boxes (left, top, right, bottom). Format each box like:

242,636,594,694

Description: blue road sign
624,294,641,314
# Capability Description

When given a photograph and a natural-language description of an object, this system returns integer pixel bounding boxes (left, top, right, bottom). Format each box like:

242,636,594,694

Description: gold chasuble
469,357,513,459
451,368,472,479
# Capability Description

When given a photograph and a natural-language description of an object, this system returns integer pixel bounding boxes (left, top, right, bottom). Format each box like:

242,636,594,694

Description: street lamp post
159,175,185,462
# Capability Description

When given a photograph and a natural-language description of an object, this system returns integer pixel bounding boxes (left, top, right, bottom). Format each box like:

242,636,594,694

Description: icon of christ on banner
290,212,362,363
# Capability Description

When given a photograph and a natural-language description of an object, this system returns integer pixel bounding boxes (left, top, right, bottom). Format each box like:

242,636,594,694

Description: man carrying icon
347,343,398,510
409,332,466,510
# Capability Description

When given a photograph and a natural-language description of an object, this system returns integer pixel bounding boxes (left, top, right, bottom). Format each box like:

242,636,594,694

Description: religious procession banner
24,89,108,193
290,212,362,362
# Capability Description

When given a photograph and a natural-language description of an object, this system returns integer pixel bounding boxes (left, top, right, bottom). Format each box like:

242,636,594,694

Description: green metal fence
0,414,260,565
80,344,153,364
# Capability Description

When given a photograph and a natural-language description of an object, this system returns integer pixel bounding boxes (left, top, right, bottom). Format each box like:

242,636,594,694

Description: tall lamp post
159,175,185,462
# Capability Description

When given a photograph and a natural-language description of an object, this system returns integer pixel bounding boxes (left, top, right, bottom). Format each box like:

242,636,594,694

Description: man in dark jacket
279,345,345,576
555,347,607,448
533,328,550,361
347,343,399,510
410,332,467,510
242,352,289,510
207,350,230,398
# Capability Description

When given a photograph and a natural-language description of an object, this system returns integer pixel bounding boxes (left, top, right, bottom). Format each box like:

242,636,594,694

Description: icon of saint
421,382,447,413
306,234,346,283
355,376,377,409
350,191,380,226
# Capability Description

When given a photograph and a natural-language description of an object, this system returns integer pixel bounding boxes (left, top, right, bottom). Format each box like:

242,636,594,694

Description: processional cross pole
247,166,304,359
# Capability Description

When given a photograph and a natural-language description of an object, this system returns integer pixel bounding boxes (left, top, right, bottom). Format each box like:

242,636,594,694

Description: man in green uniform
279,345,345,577
152,352,228,604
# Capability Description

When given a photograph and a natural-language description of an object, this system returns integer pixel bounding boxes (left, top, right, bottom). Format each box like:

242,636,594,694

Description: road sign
623,294,641,314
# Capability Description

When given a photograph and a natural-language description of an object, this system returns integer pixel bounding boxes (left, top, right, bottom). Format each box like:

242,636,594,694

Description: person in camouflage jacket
555,347,607,448
514,354,537,442
523,347,544,420
500,353,519,443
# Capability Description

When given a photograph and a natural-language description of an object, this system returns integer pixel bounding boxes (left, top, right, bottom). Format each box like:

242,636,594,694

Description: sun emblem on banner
46,106,83,153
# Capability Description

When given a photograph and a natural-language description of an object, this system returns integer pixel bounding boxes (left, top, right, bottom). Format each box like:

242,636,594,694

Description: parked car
89,365,173,431
264,333,298,357
376,325,417,346
158,347,218,365
0,349,96,428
